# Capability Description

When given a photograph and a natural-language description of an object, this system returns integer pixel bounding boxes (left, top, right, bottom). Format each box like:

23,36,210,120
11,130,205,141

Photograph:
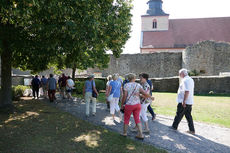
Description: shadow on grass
0,99,165,153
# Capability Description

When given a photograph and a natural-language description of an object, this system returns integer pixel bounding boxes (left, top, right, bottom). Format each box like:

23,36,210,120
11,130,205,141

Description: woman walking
106,75,112,109
106,74,123,120
66,76,75,100
121,73,154,139
83,75,99,117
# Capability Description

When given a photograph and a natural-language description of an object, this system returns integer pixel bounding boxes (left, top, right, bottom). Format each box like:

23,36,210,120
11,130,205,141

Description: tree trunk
72,67,76,81
0,40,13,108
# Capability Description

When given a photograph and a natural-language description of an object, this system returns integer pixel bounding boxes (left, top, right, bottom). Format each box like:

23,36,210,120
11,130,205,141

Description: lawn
86,92,230,128
0,99,166,153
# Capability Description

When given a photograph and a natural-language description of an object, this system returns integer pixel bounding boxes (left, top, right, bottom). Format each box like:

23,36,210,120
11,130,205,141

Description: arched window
153,19,157,29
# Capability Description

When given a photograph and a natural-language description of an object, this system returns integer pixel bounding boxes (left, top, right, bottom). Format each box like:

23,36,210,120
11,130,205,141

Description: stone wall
151,76,230,94
183,40,230,76
89,52,182,78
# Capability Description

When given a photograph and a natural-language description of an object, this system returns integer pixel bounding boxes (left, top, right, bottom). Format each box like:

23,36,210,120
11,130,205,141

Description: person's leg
32,87,36,98
141,104,150,132
35,87,39,98
52,90,55,102
147,105,156,120
124,105,133,125
110,99,116,119
172,103,185,130
48,90,51,102
92,97,97,115
85,92,91,116
133,104,144,139
185,105,195,132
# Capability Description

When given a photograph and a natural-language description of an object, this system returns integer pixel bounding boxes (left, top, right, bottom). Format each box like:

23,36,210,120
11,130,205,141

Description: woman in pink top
121,73,154,139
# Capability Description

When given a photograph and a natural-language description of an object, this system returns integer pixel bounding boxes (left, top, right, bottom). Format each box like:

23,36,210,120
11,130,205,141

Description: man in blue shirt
41,76,48,98
47,74,57,102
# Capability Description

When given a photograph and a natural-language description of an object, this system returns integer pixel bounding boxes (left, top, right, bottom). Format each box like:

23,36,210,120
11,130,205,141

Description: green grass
0,99,166,153
153,92,230,128
78,92,230,128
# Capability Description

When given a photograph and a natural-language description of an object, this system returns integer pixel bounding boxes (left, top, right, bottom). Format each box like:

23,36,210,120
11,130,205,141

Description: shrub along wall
151,76,230,94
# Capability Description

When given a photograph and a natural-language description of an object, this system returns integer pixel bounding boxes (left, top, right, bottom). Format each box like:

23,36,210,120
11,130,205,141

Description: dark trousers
32,86,39,98
172,103,195,132
48,90,56,102
148,105,156,118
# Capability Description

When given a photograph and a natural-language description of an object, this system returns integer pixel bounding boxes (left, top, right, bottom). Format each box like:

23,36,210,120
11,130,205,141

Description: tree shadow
57,102,230,153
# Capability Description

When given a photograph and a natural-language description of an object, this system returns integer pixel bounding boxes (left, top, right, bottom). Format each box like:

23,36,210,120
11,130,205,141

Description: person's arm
93,86,99,95
106,86,112,97
83,85,85,97
140,88,154,101
183,91,189,108
121,90,128,109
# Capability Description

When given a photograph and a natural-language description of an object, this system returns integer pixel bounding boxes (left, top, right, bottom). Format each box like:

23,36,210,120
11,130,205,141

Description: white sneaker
130,127,138,132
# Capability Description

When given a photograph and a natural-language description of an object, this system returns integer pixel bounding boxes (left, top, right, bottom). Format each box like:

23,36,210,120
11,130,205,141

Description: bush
12,85,30,100
75,81,85,94
75,79,106,94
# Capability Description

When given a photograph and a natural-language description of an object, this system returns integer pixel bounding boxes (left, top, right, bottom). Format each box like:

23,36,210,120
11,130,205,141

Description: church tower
141,0,169,31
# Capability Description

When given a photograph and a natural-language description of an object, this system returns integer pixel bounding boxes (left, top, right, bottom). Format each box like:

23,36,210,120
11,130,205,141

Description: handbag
92,81,97,98
107,82,119,102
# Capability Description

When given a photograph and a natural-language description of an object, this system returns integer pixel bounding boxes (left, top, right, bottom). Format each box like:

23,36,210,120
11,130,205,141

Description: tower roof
144,0,169,16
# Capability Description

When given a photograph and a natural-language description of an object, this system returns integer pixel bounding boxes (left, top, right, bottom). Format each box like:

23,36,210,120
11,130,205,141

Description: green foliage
75,81,85,94
75,79,106,94
12,85,30,100
94,79,106,91
189,70,200,76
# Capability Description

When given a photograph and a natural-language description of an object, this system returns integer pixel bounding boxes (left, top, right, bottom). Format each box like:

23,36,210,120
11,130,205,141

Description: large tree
0,0,132,108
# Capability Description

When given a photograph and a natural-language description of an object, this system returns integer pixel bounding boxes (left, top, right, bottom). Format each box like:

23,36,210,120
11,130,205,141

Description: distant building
140,0,230,53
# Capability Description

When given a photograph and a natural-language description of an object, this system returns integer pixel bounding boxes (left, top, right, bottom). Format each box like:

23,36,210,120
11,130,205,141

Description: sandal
120,133,127,137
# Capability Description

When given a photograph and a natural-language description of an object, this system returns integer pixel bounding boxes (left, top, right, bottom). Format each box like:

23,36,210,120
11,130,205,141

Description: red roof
142,17,230,48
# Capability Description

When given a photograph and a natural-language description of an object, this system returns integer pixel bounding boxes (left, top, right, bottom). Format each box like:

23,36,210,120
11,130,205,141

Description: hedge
75,79,106,94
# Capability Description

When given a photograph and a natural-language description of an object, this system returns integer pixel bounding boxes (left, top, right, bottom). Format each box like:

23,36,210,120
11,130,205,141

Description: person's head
124,74,128,80
179,68,189,78
127,73,136,82
88,74,94,80
107,75,112,81
42,76,45,78
112,74,119,81
50,74,53,78
68,76,71,79
62,73,65,77
140,73,148,83
35,75,38,78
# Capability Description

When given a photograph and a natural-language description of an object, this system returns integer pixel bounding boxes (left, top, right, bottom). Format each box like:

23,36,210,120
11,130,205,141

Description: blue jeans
148,105,156,118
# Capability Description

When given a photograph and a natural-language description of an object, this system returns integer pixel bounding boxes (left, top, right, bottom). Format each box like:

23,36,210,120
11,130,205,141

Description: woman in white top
121,73,154,140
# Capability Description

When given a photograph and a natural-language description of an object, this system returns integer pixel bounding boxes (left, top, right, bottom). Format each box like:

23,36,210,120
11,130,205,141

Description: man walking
41,76,48,98
171,69,195,134
47,74,57,102
31,75,41,99
59,73,68,99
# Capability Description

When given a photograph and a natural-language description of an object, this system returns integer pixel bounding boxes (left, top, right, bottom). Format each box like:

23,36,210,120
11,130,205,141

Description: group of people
83,68,196,140
31,73,75,102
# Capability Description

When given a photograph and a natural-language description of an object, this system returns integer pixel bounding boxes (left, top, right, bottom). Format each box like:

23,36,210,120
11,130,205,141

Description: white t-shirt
177,76,194,105
66,79,75,90
124,82,142,105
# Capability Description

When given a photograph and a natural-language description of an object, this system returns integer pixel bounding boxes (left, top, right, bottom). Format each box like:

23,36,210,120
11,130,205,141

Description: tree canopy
0,0,132,107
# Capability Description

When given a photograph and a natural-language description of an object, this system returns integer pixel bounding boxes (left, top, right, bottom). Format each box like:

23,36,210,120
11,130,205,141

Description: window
153,19,157,29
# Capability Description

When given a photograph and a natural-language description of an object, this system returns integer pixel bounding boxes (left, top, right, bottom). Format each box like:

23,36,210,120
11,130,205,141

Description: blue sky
123,0,230,54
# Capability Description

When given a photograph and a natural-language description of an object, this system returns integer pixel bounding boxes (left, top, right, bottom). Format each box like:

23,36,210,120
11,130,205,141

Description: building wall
183,40,230,75
141,48,184,53
89,52,182,78
141,16,169,31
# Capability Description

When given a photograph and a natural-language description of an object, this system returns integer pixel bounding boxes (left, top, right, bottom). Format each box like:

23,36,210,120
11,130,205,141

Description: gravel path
51,98,230,153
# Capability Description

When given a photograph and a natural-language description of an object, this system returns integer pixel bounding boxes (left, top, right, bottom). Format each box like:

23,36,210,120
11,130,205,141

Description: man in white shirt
171,69,195,134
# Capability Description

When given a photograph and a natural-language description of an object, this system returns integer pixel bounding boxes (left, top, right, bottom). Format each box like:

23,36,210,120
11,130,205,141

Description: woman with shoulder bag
83,75,99,117
106,74,123,121
120,73,154,140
